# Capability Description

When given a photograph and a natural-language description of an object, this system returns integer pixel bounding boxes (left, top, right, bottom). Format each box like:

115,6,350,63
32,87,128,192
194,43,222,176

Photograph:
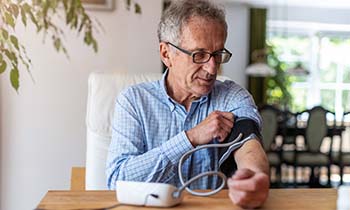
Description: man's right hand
186,111,234,147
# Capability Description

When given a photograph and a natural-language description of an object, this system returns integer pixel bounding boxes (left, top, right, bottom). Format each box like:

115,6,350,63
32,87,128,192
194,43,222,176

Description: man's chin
194,85,213,96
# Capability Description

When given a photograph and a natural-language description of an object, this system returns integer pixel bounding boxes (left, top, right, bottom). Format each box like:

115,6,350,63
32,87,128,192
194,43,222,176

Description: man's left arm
227,139,270,209
222,83,269,208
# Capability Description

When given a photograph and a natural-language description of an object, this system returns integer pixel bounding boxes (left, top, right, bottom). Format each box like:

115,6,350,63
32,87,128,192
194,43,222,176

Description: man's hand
186,111,234,146
227,168,269,209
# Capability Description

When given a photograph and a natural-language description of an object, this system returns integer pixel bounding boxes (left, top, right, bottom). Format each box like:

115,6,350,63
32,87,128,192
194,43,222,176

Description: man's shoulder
121,80,161,96
213,79,246,95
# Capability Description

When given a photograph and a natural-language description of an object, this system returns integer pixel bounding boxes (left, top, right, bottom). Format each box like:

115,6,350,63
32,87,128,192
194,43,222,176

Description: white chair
77,72,231,190
85,72,163,190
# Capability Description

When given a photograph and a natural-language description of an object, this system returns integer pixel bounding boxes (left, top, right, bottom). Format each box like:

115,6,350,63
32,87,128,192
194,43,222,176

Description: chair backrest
86,72,163,190
339,111,350,151
259,105,279,151
85,72,231,190
280,110,298,145
305,106,329,152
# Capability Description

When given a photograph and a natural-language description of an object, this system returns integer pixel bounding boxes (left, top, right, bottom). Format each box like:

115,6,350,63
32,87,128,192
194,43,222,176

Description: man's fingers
227,177,259,192
227,169,270,208
211,111,233,123
228,172,269,192
219,111,235,122
219,116,234,132
209,111,234,142
214,129,230,142
232,168,255,180
217,113,234,137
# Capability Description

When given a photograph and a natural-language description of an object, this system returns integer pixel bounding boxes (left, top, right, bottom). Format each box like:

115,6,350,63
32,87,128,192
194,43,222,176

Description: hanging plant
0,0,141,92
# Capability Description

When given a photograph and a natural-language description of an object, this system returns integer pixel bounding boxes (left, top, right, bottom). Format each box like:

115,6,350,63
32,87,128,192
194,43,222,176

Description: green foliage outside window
343,90,350,111
344,66,350,83
320,89,335,111
265,43,293,110
266,34,311,112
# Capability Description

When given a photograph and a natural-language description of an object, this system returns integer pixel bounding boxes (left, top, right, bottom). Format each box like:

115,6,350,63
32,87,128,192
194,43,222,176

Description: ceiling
225,0,350,9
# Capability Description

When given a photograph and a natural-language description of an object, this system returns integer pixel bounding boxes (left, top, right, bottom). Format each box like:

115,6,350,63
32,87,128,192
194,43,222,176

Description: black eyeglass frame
167,42,232,64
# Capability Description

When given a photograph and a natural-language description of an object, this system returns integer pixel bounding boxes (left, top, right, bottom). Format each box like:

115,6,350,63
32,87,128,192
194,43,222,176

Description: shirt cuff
160,131,194,165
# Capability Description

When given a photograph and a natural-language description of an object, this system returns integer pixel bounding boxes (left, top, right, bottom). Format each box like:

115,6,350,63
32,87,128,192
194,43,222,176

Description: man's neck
165,78,199,111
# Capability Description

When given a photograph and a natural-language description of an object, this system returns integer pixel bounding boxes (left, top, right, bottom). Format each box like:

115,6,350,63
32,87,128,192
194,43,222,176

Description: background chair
289,106,334,187
259,105,282,187
280,110,298,150
337,111,350,185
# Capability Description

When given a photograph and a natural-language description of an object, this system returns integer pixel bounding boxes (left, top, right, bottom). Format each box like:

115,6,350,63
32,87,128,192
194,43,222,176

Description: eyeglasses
167,42,232,64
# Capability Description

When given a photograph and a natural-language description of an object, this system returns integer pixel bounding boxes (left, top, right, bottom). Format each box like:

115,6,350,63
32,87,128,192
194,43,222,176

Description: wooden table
36,189,337,210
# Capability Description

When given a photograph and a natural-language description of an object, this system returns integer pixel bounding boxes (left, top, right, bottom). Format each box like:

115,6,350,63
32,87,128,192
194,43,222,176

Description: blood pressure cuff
218,118,262,177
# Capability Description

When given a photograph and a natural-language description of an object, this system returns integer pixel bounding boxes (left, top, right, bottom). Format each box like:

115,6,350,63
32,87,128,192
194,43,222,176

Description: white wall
0,1,252,209
224,3,250,87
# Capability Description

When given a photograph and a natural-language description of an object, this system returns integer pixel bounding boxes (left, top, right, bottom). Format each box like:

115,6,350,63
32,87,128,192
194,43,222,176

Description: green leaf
10,35,19,50
10,67,20,91
134,3,142,14
50,0,58,10
4,12,15,28
20,58,30,71
1,29,9,40
43,0,50,17
9,4,19,18
84,31,92,45
73,16,78,28
5,50,14,61
66,10,74,25
0,60,7,74
62,0,68,10
22,3,38,29
22,3,31,13
20,6,27,26
78,15,87,32
54,38,61,51
0,54,2,62
5,50,18,65
62,46,68,58
92,39,98,52
28,11,39,29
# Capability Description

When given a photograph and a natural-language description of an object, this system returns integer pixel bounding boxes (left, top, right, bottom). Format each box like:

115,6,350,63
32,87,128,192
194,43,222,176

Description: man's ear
159,42,172,68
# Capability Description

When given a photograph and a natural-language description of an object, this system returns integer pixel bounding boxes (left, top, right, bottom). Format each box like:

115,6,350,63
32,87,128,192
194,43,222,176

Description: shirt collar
160,70,176,111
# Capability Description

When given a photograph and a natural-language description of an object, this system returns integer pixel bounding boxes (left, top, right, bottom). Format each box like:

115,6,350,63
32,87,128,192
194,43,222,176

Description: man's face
166,16,227,99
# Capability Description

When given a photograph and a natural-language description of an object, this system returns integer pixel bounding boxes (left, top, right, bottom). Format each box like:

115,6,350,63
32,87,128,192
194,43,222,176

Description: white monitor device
116,181,183,207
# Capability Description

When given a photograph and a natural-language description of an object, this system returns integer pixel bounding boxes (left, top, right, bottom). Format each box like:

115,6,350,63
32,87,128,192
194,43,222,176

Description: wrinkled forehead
179,16,227,46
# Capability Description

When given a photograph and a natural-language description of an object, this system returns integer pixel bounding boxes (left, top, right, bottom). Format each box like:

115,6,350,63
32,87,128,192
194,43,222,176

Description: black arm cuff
219,118,262,177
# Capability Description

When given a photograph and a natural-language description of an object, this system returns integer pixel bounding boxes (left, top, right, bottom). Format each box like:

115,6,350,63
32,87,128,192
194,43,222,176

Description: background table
36,189,336,210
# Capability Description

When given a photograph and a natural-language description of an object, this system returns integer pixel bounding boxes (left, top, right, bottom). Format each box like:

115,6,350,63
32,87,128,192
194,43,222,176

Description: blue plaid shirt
106,72,261,190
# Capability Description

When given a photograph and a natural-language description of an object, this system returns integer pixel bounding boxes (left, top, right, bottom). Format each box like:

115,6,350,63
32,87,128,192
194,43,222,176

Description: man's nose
203,56,219,74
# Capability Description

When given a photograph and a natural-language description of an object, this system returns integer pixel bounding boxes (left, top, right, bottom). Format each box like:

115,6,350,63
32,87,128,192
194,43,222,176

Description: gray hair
157,0,227,45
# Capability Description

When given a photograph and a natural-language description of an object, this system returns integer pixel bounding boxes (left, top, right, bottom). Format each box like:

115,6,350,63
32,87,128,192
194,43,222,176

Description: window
267,21,350,119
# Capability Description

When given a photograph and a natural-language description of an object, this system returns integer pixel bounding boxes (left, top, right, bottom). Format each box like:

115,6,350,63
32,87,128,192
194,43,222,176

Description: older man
106,0,269,208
